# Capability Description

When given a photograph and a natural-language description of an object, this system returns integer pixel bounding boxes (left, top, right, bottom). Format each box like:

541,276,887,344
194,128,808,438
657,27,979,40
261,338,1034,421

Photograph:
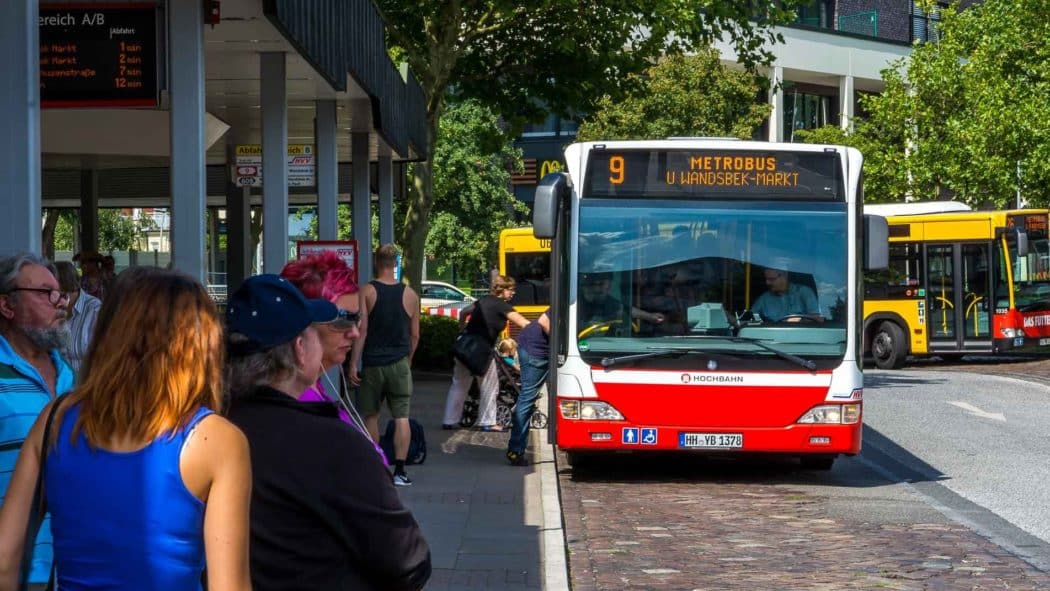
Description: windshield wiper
731,336,817,371
600,348,700,368
601,334,816,371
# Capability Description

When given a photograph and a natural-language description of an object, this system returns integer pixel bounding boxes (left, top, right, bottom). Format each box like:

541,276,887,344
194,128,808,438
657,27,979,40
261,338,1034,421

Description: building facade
511,0,944,203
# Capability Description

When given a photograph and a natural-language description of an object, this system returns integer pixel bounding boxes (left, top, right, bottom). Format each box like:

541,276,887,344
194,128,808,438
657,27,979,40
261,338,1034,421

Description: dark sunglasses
330,309,360,329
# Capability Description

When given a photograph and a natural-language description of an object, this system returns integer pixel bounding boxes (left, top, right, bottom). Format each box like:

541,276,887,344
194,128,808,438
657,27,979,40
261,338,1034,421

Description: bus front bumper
556,420,862,455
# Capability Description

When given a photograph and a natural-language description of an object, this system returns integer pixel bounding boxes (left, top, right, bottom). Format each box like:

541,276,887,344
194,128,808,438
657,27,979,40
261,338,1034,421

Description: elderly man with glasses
0,253,76,589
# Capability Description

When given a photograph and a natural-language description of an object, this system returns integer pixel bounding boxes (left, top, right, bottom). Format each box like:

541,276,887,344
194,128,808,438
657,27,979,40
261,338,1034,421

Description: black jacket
227,386,431,591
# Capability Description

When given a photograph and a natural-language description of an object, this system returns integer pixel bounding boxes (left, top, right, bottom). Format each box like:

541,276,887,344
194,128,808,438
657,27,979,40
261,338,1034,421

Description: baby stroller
460,350,548,430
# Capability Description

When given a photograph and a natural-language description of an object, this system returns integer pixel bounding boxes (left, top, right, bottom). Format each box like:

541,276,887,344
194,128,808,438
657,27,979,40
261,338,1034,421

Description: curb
537,437,569,590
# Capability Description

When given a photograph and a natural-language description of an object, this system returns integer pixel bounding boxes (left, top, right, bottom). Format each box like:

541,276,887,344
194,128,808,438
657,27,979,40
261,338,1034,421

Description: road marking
948,401,1006,421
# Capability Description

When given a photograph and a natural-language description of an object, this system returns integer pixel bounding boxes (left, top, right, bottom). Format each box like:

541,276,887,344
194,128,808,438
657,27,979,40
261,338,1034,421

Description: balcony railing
838,11,878,37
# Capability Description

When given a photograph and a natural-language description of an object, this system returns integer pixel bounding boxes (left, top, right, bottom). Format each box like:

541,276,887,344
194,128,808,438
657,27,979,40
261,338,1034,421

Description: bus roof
864,201,972,216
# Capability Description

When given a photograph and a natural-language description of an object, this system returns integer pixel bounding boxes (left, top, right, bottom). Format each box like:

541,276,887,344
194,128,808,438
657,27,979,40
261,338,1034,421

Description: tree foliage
47,208,157,254
576,50,770,142
377,0,807,286
427,100,526,280
798,0,1050,206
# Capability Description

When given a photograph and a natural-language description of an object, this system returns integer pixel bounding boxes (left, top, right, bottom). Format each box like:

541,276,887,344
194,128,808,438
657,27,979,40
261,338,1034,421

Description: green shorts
356,357,413,418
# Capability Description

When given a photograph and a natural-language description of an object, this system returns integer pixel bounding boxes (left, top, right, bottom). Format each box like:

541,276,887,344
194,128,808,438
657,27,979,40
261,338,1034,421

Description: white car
420,281,475,310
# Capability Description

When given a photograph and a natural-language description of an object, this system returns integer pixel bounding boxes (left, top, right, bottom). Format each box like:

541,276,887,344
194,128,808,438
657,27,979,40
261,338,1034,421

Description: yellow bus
863,206,1050,369
498,227,551,338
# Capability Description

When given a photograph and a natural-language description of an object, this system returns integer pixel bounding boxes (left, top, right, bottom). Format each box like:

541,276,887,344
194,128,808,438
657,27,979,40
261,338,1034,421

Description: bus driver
752,267,823,323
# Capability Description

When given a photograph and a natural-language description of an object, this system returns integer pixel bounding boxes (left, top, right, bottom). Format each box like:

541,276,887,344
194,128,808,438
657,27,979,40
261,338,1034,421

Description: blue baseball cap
226,274,338,356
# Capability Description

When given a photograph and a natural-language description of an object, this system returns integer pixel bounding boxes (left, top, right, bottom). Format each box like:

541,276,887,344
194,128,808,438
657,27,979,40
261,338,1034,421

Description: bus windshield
575,199,849,363
1007,221,1050,311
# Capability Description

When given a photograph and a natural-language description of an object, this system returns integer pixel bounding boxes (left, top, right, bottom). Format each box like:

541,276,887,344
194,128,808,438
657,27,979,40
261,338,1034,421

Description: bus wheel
871,321,907,369
799,455,835,470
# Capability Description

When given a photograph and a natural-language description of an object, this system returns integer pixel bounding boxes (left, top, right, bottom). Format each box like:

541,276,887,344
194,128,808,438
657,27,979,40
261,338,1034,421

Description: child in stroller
459,339,548,429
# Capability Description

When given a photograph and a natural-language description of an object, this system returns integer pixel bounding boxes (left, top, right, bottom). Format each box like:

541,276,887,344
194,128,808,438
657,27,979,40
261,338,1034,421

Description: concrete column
226,184,252,293
351,132,372,283
207,207,220,279
0,0,41,255
768,66,784,143
261,52,288,273
839,75,855,132
378,151,394,246
168,0,207,280
79,170,99,254
316,99,338,240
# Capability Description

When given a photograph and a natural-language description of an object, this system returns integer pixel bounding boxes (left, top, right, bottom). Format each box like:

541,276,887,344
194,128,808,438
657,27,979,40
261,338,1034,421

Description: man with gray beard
0,253,75,589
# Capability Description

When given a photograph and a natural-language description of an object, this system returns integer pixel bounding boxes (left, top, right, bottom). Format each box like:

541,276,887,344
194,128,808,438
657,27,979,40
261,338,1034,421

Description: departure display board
39,4,159,108
583,149,844,201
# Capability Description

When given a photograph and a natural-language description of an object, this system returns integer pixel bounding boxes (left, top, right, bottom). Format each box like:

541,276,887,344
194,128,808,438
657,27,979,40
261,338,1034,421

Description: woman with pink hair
281,251,387,464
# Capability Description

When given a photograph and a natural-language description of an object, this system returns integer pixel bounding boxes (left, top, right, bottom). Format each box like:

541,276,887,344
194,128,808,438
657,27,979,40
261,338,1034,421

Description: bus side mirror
864,214,889,271
534,173,571,239
998,227,1029,257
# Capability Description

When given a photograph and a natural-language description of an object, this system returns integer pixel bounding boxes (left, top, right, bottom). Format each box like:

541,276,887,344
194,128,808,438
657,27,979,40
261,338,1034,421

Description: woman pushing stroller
442,276,529,432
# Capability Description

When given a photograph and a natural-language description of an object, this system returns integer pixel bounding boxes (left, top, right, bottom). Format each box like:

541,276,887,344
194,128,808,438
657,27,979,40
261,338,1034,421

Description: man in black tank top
349,244,420,486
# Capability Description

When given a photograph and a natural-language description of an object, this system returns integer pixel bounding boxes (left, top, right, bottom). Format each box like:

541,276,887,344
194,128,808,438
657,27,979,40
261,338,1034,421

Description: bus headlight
560,400,625,421
1001,328,1025,338
797,404,861,425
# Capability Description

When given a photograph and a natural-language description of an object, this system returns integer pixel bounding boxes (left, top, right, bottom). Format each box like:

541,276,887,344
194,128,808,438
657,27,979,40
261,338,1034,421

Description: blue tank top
45,403,213,591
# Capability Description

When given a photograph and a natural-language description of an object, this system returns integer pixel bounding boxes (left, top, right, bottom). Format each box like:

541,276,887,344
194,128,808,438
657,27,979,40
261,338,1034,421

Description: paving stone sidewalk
559,453,1050,591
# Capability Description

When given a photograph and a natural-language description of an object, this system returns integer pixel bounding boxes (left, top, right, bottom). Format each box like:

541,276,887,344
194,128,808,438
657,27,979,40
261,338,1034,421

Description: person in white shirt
53,261,102,376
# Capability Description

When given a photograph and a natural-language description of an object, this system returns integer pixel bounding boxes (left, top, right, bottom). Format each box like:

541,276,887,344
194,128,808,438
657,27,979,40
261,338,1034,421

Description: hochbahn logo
680,373,745,384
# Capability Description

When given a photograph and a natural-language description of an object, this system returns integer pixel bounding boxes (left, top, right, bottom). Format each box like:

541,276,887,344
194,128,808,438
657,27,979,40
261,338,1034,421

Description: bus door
924,243,992,352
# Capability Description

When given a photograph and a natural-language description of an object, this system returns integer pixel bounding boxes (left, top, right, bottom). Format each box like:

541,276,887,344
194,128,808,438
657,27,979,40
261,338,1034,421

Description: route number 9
609,155,624,185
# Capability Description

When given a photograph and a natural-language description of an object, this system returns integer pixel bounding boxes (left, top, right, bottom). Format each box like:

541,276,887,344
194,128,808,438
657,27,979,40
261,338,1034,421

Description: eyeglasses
4,287,69,306
330,309,361,330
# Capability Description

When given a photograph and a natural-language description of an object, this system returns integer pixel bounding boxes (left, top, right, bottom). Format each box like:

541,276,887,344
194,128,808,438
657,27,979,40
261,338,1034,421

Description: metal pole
378,152,394,245
351,132,372,282
316,99,338,240
0,0,41,255
261,52,288,273
169,0,207,279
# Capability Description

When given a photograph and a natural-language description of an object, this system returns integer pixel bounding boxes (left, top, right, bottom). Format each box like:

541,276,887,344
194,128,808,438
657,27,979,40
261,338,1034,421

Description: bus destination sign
39,4,159,108
583,149,843,200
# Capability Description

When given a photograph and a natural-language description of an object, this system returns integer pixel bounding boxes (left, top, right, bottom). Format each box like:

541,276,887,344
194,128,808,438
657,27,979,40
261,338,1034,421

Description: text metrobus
532,139,887,470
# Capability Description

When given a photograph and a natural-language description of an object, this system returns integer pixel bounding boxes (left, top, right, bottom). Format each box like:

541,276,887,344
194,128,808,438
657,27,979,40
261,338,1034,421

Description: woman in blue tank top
0,267,251,591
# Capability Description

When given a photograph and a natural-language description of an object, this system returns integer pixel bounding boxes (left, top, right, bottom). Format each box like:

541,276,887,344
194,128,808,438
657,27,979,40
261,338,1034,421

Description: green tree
378,0,807,287
576,50,770,141
800,0,1050,206
427,100,526,280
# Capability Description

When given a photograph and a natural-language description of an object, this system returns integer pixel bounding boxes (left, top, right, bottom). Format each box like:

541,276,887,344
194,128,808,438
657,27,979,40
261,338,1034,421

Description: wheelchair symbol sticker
622,428,639,444
640,428,658,445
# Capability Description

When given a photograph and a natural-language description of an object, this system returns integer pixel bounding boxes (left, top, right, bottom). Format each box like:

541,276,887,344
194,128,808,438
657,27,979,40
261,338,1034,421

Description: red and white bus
533,139,887,470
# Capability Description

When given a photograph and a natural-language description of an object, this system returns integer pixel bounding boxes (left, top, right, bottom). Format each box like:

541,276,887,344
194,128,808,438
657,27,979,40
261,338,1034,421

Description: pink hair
280,250,359,303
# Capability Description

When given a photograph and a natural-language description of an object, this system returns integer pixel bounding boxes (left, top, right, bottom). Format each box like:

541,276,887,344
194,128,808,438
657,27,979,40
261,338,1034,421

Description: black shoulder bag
452,300,494,376
19,396,63,591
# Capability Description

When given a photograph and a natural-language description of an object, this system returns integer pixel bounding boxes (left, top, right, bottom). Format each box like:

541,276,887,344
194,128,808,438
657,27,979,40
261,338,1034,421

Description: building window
522,114,579,137
783,91,835,142
794,0,834,28
912,1,944,43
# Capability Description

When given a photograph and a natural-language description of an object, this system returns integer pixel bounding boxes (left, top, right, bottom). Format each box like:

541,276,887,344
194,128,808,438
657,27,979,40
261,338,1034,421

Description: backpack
379,418,427,465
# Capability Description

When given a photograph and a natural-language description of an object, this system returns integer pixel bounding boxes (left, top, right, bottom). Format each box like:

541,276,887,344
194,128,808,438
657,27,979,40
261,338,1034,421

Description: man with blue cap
224,274,431,591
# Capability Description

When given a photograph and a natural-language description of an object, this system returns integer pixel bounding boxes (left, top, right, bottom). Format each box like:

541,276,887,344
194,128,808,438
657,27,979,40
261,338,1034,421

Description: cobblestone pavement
557,359,1050,590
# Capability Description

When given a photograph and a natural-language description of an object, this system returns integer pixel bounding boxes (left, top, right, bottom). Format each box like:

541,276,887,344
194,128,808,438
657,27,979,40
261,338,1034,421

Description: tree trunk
41,209,59,260
399,113,440,288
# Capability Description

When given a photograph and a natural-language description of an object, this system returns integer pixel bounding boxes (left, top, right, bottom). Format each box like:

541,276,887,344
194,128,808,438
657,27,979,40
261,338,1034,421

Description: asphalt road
862,366,1050,570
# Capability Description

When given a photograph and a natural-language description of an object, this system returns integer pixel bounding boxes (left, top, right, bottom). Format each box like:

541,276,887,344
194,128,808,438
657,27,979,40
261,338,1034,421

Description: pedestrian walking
0,266,251,591
349,244,420,486
281,251,388,465
506,309,550,466
225,274,431,590
0,253,74,588
442,275,530,431
52,261,101,376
